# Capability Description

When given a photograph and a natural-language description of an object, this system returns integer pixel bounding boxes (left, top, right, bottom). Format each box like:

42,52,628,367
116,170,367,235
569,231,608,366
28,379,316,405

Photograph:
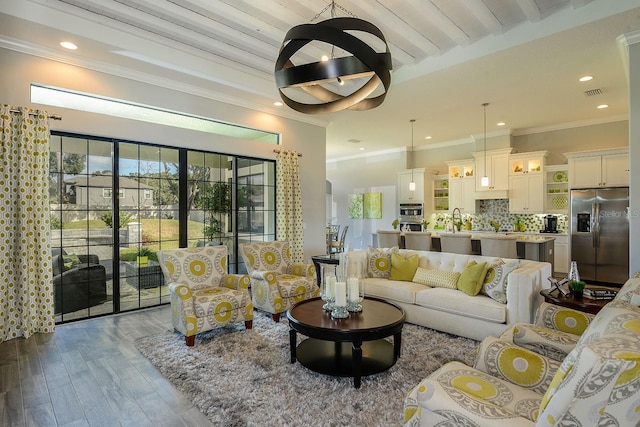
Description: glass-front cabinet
509,151,548,175
433,174,449,212
545,164,569,213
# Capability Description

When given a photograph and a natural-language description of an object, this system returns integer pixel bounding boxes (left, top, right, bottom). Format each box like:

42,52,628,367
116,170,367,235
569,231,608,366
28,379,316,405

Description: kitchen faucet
452,208,461,234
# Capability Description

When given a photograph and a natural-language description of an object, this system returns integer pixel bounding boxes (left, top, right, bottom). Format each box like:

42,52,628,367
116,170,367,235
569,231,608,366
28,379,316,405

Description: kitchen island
431,233,556,274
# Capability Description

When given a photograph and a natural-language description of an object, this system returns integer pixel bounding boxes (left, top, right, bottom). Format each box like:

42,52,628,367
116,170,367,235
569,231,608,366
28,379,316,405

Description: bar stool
480,235,518,259
439,233,472,254
376,230,401,248
404,231,432,251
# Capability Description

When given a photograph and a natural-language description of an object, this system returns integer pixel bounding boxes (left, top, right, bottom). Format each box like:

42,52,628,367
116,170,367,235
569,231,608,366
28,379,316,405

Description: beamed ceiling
1,0,640,159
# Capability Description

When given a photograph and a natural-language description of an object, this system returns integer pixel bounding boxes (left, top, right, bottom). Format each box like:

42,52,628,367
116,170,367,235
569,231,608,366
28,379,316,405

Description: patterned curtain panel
0,105,55,342
275,150,304,263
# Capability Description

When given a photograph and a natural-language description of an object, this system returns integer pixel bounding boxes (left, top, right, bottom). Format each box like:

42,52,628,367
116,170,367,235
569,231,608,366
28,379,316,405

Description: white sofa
345,249,552,341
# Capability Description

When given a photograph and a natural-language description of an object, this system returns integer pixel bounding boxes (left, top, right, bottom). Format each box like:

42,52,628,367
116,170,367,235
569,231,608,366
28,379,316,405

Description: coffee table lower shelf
295,338,395,378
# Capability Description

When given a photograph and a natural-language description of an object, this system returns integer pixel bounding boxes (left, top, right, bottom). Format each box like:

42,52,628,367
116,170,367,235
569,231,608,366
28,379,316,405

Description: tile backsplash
429,199,568,233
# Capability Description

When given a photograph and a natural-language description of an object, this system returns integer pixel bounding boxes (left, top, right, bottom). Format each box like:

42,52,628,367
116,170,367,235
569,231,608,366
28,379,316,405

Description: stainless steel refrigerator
570,187,629,285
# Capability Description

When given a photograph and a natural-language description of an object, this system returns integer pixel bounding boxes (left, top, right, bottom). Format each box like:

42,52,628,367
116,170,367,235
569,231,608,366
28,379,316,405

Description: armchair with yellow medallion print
157,246,253,346
240,241,319,322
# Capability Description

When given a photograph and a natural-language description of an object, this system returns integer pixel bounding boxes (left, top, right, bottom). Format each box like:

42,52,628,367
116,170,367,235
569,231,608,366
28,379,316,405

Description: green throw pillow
388,253,419,282
457,261,489,296
62,254,81,267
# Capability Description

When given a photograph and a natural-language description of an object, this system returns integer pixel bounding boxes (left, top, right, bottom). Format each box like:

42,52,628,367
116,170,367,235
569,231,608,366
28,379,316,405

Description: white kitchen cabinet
397,169,426,202
565,148,629,188
446,160,476,213
553,234,569,274
473,148,512,192
509,173,544,213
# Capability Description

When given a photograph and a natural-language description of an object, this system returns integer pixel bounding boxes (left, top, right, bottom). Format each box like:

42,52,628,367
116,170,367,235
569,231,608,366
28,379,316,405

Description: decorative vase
569,261,580,282
572,290,583,300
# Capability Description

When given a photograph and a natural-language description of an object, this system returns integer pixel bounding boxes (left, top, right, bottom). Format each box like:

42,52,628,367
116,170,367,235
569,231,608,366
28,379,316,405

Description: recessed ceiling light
348,138,361,144
497,122,505,126
579,75,593,82
597,104,609,109
60,41,77,50
359,147,365,151
424,136,432,140
321,55,329,62
273,101,283,107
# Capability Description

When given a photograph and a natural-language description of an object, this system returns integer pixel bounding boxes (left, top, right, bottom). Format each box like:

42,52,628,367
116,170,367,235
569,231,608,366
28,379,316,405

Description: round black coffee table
287,297,405,388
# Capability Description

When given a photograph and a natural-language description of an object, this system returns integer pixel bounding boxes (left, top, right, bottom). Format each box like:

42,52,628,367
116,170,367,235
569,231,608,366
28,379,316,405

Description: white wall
628,38,640,276
0,48,328,261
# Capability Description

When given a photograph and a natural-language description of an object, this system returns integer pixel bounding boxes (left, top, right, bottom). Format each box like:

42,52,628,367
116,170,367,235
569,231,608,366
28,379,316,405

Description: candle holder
347,276,364,312
320,264,336,311
331,280,349,319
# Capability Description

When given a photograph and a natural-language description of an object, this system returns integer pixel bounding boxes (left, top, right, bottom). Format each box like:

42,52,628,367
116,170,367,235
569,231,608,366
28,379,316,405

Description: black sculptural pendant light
274,2,392,114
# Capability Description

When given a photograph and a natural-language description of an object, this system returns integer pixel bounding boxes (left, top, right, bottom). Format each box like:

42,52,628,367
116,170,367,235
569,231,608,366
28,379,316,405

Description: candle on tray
348,277,359,303
335,281,347,307
326,276,336,299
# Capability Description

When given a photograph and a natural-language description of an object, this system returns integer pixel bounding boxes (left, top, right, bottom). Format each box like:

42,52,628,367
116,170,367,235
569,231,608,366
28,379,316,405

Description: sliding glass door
51,132,275,323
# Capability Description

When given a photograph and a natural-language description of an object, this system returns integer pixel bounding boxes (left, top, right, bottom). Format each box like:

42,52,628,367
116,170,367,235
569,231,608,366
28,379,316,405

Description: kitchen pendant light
481,103,490,187
409,119,416,191
274,1,392,114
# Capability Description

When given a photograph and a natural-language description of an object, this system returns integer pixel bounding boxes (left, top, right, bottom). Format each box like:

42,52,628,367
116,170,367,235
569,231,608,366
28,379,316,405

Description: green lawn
62,218,212,253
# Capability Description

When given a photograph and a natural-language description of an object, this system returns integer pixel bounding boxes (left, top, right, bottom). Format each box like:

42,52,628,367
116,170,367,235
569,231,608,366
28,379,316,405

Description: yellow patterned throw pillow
412,267,460,289
388,253,419,281
367,246,399,278
457,261,489,296
482,260,520,303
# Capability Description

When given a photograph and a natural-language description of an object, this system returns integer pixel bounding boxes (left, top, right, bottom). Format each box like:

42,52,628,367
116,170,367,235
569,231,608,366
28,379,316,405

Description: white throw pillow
482,259,520,303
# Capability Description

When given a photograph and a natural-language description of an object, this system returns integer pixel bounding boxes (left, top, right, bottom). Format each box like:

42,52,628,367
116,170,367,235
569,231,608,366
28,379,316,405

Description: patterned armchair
239,241,319,322
157,246,253,346
403,281,640,426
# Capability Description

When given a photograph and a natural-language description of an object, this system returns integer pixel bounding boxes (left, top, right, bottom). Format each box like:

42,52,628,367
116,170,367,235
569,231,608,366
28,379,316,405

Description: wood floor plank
0,305,215,426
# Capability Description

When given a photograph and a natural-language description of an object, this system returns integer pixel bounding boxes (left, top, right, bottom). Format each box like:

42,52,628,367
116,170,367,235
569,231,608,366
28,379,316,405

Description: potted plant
136,247,154,265
421,219,430,230
570,280,586,300
392,218,400,230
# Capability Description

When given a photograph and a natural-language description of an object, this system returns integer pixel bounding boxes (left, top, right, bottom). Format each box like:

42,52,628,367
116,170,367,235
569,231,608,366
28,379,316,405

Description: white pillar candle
326,276,336,299
347,277,359,302
335,281,347,307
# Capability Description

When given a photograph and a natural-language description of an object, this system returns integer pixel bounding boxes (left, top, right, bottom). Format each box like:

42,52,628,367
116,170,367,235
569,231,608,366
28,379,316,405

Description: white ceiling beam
341,1,441,57
516,0,542,22
404,0,471,46
463,0,504,36
71,0,276,71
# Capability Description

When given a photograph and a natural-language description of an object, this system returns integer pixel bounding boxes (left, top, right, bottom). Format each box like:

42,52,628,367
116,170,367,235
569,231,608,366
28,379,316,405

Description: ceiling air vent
584,88,602,96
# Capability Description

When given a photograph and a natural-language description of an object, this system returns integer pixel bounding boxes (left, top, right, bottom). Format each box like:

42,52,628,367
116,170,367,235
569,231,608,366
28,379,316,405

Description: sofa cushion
457,261,489,296
62,254,81,269
415,287,507,323
363,277,426,304
412,267,460,289
367,246,398,278
482,259,520,303
388,253,418,281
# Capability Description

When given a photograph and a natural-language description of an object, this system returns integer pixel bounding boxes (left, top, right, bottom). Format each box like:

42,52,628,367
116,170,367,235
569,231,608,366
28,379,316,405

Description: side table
310,254,340,286
540,287,611,314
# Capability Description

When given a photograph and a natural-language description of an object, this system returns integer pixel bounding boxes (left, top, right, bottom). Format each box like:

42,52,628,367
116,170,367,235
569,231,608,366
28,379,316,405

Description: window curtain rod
273,149,302,157
9,109,62,121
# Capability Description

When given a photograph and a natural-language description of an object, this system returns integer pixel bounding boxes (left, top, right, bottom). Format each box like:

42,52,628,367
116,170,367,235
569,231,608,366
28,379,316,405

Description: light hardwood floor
0,306,214,427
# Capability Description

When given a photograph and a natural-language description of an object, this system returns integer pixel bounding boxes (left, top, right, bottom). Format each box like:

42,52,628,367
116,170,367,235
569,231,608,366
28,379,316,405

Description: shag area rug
134,314,479,426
